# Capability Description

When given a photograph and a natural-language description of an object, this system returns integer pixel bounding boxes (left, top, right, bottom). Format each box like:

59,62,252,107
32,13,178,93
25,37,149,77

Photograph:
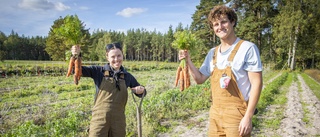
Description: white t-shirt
199,38,263,101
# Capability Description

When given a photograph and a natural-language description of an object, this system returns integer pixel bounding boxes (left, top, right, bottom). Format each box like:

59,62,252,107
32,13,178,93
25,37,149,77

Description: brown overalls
208,40,250,137
89,71,127,137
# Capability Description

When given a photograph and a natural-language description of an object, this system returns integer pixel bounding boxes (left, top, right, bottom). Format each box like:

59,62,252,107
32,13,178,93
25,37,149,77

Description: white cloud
18,0,70,11
116,7,147,17
55,2,70,11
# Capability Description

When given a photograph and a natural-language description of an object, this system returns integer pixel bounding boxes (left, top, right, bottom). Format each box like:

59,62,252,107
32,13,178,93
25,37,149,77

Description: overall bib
89,71,127,137
208,40,250,137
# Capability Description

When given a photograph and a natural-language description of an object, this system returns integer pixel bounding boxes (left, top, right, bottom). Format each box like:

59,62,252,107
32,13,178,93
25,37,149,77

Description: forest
0,0,319,70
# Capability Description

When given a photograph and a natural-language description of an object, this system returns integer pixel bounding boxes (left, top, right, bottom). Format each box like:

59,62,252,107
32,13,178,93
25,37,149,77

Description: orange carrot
74,56,81,85
66,56,75,77
77,57,82,81
74,74,78,85
187,66,191,88
179,69,184,91
175,66,182,87
184,65,191,89
183,66,187,89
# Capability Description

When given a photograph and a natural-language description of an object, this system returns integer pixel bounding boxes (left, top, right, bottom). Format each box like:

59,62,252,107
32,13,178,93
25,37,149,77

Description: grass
1,61,319,136
0,61,210,136
252,71,289,130
300,72,320,100
262,72,294,129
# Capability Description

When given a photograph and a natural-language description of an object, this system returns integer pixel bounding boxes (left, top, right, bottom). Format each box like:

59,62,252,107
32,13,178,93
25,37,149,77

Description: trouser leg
208,107,225,137
223,107,250,137
89,109,110,137
109,112,126,137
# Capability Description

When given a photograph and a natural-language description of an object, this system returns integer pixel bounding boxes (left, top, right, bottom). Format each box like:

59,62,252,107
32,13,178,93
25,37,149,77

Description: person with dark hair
71,42,146,137
179,5,263,137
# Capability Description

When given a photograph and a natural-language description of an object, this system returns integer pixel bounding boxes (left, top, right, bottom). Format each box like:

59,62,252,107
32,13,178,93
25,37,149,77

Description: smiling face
208,5,238,41
211,15,235,40
106,48,123,71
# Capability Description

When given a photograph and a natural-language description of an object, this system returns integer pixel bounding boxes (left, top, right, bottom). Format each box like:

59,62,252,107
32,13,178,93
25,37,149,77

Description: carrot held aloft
175,66,182,87
184,65,190,89
74,56,82,85
179,69,184,91
66,56,75,77
77,57,82,81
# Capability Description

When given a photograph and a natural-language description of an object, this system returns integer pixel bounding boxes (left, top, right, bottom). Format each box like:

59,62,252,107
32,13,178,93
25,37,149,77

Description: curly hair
208,5,238,29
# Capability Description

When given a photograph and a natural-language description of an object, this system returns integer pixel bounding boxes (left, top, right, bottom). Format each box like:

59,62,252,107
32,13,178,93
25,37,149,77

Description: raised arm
179,50,209,84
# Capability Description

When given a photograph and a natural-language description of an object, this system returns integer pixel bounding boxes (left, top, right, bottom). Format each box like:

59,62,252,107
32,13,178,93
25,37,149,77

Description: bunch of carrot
172,30,197,91
174,59,190,91
66,47,82,85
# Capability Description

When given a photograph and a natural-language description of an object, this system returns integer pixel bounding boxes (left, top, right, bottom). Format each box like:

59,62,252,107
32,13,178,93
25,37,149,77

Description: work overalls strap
211,40,245,102
227,40,246,102
208,40,250,137
89,70,127,137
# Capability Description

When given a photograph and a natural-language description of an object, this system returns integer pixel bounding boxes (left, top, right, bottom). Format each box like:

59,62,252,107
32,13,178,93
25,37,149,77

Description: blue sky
0,0,200,37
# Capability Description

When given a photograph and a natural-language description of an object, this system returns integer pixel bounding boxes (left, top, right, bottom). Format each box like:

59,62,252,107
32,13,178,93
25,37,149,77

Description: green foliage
0,50,7,61
252,71,289,127
0,60,178,77
54,15,83,46
190,0,222,48
4,111,83,137
140,81,211,135
257,72,288,111
46,15,90,61
172,30,197,50
172,30,204,67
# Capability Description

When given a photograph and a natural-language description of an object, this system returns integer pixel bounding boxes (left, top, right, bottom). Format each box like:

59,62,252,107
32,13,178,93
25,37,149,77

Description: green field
1,61,320,136
0,60,211,136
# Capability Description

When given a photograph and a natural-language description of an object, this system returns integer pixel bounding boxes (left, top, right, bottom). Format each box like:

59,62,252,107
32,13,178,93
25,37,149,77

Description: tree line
0,0,319,70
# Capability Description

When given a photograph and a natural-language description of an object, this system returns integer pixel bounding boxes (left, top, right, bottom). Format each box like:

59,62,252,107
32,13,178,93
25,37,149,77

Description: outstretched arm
179,50,209,84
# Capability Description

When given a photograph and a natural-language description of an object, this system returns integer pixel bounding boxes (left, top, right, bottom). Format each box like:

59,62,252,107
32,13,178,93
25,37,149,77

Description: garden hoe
131,90,146,137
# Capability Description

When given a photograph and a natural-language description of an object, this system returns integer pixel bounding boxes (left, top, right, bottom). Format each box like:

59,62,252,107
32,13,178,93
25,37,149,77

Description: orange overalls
89,71,127,137
208,40,250,137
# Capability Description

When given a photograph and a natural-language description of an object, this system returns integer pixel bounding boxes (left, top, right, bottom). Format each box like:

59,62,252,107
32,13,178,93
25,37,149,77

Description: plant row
0,61,178,77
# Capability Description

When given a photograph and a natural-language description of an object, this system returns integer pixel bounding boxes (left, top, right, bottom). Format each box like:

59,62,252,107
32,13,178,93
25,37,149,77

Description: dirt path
297,75,320,135
274,74,320,136
277,81,308,136
157,73,320,137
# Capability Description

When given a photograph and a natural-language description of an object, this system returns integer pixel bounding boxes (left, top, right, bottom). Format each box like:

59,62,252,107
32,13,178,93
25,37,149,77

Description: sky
0,0,200,37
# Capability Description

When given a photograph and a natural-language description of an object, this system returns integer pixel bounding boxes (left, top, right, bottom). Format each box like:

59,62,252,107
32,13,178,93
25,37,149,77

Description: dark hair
106,42,122,53
208,5,238,29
